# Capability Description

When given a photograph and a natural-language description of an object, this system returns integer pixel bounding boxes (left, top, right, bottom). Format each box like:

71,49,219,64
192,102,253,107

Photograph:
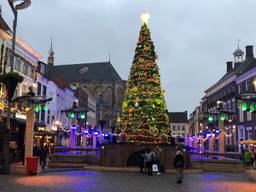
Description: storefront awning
240,140,256,145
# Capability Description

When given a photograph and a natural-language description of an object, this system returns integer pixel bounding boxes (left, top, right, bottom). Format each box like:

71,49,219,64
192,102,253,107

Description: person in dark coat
39,145,47,170
173,148,185,183
139,148,145,173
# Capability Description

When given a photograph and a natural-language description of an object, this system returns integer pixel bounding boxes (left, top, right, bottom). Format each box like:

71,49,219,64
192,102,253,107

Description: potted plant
0,72,23,101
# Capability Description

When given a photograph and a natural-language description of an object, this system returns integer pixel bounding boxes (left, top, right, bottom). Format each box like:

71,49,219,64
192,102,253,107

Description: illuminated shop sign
15,113,26,120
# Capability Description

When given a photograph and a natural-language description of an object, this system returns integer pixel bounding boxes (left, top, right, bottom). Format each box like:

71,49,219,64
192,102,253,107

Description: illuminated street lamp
62,101,93,147
62,101,92,125
2,0,31,174
53,120,63,146
51,120,62,131
8,0,31,72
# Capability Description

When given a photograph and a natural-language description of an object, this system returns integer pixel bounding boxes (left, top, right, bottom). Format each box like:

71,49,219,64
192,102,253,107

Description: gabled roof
205,57,256,94
168,112,188,123
47,61,122,82
235,58,256,75
51,76,70,89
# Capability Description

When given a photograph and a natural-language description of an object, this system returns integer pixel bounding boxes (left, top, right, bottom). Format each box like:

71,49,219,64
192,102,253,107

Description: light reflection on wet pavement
0,170,255,192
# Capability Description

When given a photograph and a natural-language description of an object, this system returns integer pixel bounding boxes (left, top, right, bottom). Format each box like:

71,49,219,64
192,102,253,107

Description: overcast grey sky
1,0,256,114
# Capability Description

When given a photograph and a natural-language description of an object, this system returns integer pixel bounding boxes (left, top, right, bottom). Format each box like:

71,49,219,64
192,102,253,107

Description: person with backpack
173,147,185,184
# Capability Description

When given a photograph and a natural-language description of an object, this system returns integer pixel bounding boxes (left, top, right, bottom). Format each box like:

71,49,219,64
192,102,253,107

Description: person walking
139,148,145,173
39,145,47,170
173,147,185,184
244,149,252,168
253,148,256,169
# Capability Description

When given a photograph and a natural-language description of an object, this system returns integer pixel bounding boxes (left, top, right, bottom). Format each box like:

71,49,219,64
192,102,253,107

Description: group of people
243,148,256,169
139,146,185,184
139,148,159,176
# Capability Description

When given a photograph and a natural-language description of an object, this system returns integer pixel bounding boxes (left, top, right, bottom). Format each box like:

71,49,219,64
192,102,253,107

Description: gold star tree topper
140,12,150,25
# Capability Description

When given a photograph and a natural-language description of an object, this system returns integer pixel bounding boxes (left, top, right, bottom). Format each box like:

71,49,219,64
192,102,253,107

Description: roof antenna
108,53,111,63
236,39,241,49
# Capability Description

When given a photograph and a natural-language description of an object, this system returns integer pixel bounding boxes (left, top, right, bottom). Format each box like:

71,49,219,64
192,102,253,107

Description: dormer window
79,67,88,74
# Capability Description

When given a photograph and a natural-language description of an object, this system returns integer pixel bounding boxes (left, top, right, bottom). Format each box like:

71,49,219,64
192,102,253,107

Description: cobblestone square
0,170,255,192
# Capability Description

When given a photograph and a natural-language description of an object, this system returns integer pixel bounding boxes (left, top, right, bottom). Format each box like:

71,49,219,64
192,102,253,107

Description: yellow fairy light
141,12,150,25
25,107,30,112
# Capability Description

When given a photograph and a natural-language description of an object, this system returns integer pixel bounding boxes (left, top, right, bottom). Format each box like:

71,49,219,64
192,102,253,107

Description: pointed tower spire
233,39,244,63
48,38,54,66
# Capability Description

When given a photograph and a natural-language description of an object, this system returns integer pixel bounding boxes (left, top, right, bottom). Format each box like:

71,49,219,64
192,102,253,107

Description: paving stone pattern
0,170,255,192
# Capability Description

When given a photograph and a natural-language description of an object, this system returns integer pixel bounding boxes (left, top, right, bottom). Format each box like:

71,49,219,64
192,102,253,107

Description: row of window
208,98,236,113
239,109,252,122
239,128,255,140
207,86,235,104
36,110,51,124
57,96,72,108
37,82,47,96
171,125,186,131
94,86,123,106
238,79,256,94
172,133,185,137
10,54,36,79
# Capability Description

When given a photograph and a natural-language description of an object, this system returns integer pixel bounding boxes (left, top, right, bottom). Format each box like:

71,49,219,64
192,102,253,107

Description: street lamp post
2,0,31,174
61,101,93,148
8,0,31,72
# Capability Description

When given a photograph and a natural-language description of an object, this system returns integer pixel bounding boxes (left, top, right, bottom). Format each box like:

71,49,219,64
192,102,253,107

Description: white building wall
36,73,77,131
0,27,42,108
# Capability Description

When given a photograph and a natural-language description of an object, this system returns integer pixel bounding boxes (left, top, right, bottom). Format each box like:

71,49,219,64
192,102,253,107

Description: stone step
192,160,243,172
246,170,256,181
48,162,90,168
50,154,95,164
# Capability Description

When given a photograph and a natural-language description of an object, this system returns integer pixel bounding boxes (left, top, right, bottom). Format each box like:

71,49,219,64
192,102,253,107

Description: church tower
48,39,54,65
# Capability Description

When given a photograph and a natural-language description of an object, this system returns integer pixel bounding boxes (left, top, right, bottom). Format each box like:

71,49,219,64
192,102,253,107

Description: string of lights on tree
119,13,169,144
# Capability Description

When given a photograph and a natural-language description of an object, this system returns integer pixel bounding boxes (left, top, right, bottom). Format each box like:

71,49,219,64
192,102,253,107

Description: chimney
234,62,240,69
246,45,254,59
226,61,233,73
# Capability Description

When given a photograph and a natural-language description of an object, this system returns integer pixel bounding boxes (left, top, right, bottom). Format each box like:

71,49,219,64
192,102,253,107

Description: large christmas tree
119,13,169,144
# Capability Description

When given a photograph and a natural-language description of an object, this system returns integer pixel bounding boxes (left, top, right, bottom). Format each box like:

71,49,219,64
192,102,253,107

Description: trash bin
26,157,39,175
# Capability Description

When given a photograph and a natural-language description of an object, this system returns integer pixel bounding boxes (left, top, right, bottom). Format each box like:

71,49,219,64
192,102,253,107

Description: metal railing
189,152,242,161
